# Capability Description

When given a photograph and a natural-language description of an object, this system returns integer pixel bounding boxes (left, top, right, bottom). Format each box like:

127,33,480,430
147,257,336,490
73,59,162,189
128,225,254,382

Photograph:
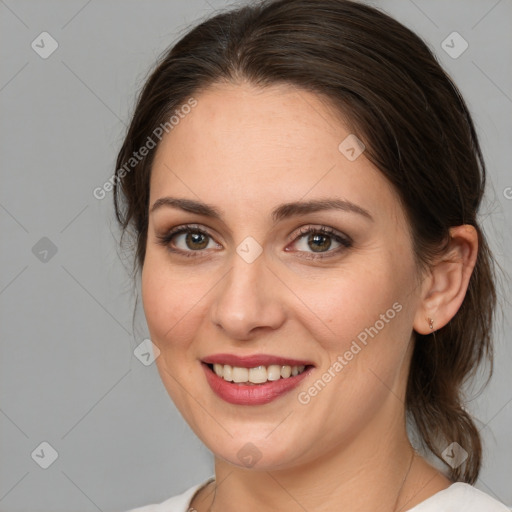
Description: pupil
186,232,208,250
308,234,331,252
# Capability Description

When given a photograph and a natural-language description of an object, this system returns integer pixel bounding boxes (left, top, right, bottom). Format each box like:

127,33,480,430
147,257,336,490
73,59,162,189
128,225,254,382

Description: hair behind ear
406,226,496,483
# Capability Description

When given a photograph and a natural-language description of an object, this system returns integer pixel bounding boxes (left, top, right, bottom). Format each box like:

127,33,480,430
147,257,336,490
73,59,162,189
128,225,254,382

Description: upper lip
202,353,314,368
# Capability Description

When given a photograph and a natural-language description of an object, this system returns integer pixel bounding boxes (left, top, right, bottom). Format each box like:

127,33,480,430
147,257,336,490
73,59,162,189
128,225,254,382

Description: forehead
149,82,401,224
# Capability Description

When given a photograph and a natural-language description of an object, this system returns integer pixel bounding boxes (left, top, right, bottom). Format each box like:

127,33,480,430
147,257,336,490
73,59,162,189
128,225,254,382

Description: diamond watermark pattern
32,237,58,263
441,442,468,468
338,134,366,161
237,442,262,468
31,441,59,469
236,236,263,264
441,32,468,59
31,32,59,59
134,338,161,366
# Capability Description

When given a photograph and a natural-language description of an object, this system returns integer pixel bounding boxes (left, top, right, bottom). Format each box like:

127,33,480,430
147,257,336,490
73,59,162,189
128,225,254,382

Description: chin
200,429,311,471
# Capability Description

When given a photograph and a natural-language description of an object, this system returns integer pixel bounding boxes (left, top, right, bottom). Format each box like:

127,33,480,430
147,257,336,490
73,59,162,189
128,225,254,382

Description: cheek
141,253,210,416
141,252,206,351
299,260,407,349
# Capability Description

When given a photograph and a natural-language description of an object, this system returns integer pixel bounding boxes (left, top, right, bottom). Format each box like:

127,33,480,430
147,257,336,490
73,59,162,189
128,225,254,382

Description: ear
413,225,478,334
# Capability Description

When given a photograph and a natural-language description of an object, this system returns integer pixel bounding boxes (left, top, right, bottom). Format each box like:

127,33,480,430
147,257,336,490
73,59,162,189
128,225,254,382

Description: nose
209,250,287,341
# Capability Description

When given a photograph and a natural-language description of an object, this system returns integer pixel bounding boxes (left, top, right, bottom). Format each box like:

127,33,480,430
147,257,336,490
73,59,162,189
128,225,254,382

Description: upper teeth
213,364,306,384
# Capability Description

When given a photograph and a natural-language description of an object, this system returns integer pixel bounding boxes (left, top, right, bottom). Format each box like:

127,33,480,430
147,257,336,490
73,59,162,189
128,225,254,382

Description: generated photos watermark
298,301,403,405
93,97,197,200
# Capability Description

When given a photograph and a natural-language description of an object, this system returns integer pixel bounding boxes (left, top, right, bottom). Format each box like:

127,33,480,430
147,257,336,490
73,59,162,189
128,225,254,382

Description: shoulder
408,482,510,511
125,477,215,512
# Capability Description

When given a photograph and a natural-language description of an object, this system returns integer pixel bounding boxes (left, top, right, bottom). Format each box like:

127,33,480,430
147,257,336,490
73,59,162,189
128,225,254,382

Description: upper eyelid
163,225,220,245
163,223,346,239
287,225,348,242
162,223,350,250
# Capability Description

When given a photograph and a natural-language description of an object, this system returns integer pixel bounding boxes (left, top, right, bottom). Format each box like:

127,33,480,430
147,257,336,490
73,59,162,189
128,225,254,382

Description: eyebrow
150,197,373,222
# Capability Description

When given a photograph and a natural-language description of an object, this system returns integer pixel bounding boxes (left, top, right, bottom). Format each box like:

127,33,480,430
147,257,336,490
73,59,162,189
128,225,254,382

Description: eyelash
156,224,353,260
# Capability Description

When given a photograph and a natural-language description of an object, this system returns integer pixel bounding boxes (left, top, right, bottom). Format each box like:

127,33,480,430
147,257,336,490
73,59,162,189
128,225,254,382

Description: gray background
0,0,511,510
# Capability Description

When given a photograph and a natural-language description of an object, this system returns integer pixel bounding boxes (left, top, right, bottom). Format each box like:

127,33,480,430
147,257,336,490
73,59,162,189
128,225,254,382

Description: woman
115,0,509,510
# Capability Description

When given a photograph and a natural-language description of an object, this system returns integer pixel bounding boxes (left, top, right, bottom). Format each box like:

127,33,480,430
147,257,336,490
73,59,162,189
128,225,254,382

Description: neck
204,418,433,512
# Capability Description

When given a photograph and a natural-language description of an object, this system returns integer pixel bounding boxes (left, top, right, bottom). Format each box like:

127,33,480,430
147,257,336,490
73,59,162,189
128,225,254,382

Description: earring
428,317,434,331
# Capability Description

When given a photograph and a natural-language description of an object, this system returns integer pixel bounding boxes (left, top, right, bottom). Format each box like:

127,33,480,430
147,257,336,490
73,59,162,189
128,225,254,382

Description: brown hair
113,0,497,484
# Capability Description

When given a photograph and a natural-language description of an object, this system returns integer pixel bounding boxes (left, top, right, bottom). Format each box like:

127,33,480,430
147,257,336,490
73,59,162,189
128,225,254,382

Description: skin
141,81,478,511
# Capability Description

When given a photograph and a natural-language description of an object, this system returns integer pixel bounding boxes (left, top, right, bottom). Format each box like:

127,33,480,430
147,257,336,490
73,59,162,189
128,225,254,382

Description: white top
126,477,510,512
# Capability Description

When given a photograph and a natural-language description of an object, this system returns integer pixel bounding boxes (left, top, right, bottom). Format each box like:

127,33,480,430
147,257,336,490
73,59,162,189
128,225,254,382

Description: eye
156,224,352,260
287,226,352,259
156,224,221,257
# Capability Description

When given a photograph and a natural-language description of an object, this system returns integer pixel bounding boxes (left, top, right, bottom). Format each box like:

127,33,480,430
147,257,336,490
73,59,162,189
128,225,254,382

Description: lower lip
202,363,313,405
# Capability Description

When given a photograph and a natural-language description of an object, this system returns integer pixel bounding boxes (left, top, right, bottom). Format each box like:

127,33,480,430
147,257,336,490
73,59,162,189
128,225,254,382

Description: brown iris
308,233,332,252
186,232,209,250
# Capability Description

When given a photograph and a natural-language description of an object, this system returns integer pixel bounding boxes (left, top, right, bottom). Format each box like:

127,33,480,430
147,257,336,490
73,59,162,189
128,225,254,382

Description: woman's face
142,82,424,470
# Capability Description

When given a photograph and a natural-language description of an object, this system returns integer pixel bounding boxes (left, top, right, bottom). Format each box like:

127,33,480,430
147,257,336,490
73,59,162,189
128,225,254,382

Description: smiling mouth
205,363,312,385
